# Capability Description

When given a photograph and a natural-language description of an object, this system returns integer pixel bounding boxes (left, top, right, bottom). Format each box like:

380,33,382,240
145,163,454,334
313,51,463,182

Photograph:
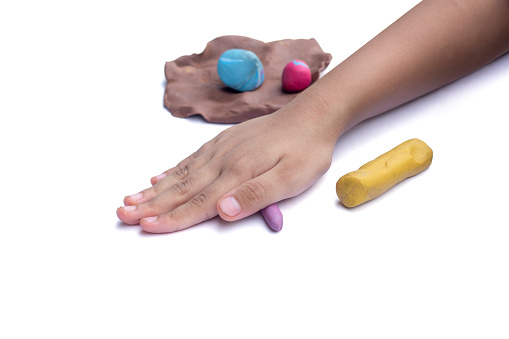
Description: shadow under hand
115,220,137,230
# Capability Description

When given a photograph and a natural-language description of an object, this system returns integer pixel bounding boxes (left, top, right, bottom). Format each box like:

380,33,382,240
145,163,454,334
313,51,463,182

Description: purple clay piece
261,203,283,232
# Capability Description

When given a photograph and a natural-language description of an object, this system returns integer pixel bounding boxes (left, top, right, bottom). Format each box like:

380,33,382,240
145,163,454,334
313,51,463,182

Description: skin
117,0,509,233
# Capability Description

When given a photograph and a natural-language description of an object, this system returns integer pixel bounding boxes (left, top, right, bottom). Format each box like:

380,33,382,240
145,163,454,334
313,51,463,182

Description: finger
124,150,214,206
117,165,220,225
149,149,200,185
217,164,293,223
139,149,281,233
139,163,256,233
150,168,174,186
150,139,216,187
139,192,218,233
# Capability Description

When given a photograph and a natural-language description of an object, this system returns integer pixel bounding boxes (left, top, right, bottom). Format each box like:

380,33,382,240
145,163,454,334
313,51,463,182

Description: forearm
291,0,509,141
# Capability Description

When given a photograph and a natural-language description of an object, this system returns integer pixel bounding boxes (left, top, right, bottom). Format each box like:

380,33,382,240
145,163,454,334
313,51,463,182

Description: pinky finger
149,140,217,185
150,168,174,185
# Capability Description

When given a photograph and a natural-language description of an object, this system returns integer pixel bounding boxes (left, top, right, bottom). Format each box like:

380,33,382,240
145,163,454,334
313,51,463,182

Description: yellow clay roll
336,138,433,208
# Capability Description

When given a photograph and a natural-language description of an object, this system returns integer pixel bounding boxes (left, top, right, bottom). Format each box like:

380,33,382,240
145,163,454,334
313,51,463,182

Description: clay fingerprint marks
164,36,332,123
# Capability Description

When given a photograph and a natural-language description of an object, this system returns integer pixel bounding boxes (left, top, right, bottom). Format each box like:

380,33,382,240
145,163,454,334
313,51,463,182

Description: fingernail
142,216,158,224
128,192,143,202
155,173,168,181
219,196,241,217
122,205,137,212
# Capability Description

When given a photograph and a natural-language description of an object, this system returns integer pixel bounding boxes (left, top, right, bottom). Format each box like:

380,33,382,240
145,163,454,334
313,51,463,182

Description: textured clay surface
336,139,433,208
164,35,332,123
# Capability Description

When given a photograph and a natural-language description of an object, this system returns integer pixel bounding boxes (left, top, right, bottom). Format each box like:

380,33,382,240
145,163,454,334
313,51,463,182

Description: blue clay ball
217,49,265,92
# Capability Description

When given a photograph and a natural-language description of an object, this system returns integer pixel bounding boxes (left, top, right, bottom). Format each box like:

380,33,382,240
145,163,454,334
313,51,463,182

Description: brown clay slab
164,35,332,123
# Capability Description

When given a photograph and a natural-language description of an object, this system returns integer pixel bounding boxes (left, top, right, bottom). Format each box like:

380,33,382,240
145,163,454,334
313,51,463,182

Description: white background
1,0,508,338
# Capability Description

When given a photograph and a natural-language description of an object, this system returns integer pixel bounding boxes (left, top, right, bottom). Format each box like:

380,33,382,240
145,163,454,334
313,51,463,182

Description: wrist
294,80,353,143
273,90,338,147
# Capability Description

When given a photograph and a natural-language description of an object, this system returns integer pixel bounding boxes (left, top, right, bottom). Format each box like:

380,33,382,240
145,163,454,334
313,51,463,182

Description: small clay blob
261,203,283,232
282,60,312,92
217,49,265,92
164,36,332,123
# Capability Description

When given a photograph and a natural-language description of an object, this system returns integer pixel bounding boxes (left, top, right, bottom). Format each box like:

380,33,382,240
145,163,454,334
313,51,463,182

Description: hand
116,101,336,233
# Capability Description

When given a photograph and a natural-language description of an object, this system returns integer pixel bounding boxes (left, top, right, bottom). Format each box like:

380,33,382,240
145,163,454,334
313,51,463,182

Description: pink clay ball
282,60,312,92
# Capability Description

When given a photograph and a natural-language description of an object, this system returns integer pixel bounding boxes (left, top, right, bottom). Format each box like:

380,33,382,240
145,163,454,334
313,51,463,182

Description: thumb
217,169,286,223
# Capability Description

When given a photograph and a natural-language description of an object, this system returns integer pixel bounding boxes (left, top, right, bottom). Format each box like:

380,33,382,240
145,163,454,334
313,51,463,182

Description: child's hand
117,101,335,233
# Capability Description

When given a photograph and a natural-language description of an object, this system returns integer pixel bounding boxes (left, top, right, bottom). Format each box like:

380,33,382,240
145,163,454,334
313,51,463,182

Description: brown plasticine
164,35,332,123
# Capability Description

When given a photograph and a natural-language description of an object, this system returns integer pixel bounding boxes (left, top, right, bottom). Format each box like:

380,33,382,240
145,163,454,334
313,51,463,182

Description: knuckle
189,192,208,209
173,163,190,180
151,181,164,195
166,208,180,219
165,208,183,230
188,150,200,161
171,177,192,196
241,181,266,206
145,196,160,211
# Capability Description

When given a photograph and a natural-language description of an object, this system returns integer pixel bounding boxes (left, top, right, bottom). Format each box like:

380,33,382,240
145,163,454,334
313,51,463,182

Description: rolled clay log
336,139,433,208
